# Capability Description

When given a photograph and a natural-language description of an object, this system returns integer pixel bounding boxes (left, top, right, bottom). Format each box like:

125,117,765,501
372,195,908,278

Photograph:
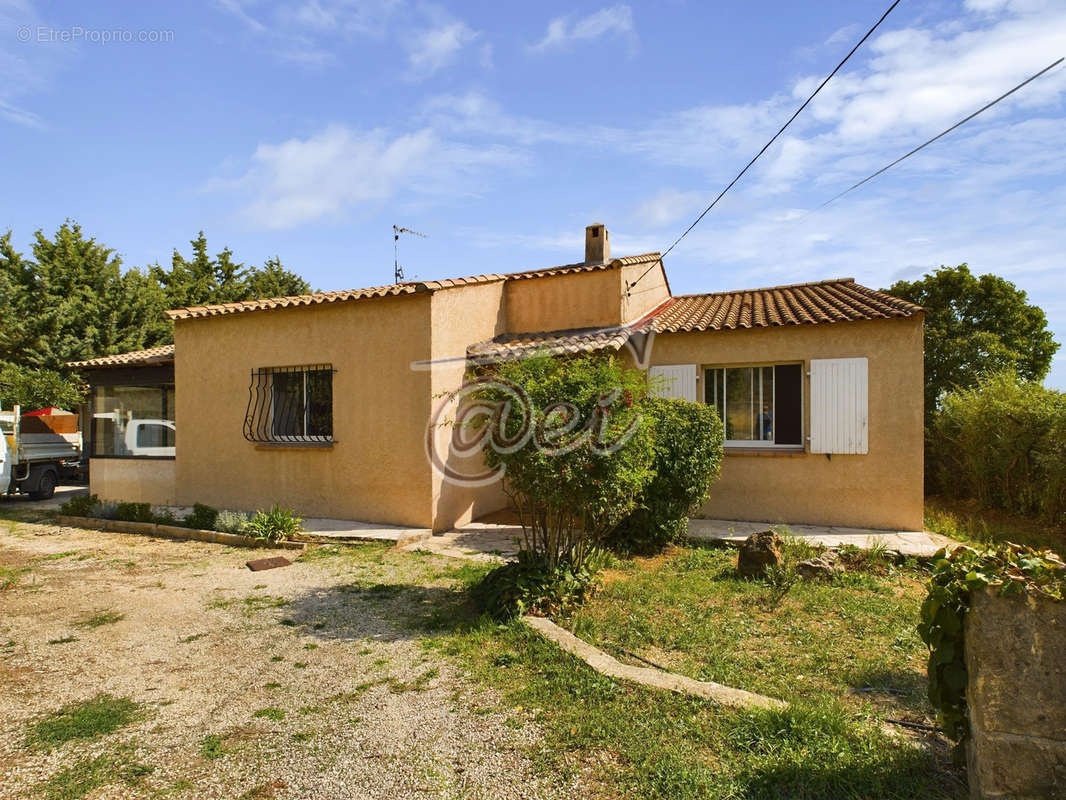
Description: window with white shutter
648,365,698,402
809,357,868,454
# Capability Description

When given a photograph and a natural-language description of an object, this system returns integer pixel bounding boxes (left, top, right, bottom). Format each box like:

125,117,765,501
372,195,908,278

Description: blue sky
2,0,1065,386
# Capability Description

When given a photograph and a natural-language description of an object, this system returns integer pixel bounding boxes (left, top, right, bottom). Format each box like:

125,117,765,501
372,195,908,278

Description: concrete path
522,615,785,710
400,522,521,562
688,518,958,557
299,517,432,547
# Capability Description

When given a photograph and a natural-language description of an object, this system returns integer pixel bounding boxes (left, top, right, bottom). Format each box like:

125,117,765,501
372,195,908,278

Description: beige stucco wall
427,280,510,531
504,269,623,333
90,458,177,505
647,316,925,531
620,259,670,323
173,294,436,527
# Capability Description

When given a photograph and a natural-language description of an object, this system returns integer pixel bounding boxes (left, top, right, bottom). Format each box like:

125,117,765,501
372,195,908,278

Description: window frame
263,364,334,444
89,383,176,460
703,362,805,451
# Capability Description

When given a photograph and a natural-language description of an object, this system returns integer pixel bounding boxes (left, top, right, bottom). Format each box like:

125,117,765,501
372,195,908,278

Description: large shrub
468,354,654,615
608,397,724,554
930,371,1066,521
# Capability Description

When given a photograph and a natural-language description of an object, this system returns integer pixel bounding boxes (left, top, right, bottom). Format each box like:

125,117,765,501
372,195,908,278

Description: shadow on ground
280,581,482,643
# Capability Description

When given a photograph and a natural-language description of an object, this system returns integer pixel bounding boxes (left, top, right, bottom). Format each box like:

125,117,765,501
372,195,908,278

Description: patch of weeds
36,750,154,800
0,565,27,591
297,544,342,562
178,632,207,644
75,609,124,628
303,642,318,650
199,733,226,760
279,618,297,627
270,655,284,662
47,635,78,645
26,694,143,749
242,595,289,612
298,705,323,716
264,682,282,690
293,662,308,669
252,707,286,721
238,781,286,800
38,550,79,562
291,731,314,742
387,667,440,694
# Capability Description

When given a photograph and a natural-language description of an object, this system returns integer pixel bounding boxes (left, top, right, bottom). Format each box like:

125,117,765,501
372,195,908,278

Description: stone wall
964,589,1066,799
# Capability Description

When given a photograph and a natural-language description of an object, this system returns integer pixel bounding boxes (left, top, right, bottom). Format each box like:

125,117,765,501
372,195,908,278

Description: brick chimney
585,223,610,265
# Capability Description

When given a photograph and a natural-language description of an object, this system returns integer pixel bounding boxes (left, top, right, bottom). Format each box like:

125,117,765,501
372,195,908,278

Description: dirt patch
0,520,576,800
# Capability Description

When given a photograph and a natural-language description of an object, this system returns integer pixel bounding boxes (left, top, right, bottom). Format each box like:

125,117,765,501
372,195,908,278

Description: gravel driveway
0,517,574,800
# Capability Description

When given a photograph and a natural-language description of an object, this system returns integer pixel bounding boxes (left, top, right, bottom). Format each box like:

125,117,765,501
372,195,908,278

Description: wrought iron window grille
244,364,335,444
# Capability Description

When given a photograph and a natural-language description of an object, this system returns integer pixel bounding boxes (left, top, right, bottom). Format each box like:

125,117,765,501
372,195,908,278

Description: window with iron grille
244,365,334,443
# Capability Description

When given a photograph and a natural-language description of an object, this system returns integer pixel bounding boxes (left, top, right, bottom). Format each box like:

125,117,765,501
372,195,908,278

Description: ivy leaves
917,543,1066,746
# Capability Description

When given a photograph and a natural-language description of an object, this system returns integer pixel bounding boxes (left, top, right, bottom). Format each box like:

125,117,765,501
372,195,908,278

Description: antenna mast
393,224,427,283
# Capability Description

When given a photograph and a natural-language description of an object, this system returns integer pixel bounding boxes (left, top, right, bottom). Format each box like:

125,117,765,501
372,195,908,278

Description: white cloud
214,123,520,229
633,190,706,228
0,0,71,127
405,20,479,79
529,5,636,53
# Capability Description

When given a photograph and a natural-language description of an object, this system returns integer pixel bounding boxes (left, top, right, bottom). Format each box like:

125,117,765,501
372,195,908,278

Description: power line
816,56,1065,210
627,0,902,293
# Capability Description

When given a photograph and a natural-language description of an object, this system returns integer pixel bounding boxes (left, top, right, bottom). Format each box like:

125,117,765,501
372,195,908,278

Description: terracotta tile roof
648,278,922,333
67,344,175,369
468,326,634,362
165,253,663,321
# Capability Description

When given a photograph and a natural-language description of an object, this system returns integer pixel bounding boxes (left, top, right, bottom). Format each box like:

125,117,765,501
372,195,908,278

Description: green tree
246,256,311,298
151,231,250,309
0,364,86,410
888,264,1059,415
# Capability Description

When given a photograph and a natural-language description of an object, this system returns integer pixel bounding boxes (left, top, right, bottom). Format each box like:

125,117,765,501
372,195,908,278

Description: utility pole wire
817,56,1065,210
627,0,901,293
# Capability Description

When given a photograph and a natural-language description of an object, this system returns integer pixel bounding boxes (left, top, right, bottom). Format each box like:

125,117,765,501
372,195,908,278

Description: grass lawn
925,496,1065,557
426,543,965,800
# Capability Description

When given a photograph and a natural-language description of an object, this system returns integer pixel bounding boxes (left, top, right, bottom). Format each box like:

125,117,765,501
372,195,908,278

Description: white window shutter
809,358,868,454
649,365,699,402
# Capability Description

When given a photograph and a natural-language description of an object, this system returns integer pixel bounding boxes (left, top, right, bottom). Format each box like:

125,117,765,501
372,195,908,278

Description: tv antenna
393,225,426,283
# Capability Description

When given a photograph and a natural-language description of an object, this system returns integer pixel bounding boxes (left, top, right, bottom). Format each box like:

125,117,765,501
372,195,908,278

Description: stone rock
737,530,782,578
797,551,844,580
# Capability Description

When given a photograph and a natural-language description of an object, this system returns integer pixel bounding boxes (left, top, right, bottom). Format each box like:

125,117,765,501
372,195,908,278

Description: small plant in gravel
59,494,99,517
199,733,226,760
1,565,26,591
26,694,142,749
214,509,252,534
36,749,154,800
245,505,301,543
184,503,219,531
252,707,286,721
76,609,125,628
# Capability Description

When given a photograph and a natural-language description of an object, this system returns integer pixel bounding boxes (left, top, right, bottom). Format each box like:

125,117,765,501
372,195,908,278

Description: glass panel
725,367,755,440
758,365,774,442
271,371,305,439
704,368,725,425
306,369,333,438
91,385,175,457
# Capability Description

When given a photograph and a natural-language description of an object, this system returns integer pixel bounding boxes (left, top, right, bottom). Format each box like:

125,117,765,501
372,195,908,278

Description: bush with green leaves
112,502,155,524
930,370,1066,521
214,510,251,534
183,503,218,531
918,543,1065,750
472,549,601,620
470,353,654,573
59,493,100,517
608,397,724,554
245,505,301,542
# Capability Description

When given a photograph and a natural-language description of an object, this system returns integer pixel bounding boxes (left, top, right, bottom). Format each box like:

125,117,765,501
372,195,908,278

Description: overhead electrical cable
626,0,902,293
816,56,1065,210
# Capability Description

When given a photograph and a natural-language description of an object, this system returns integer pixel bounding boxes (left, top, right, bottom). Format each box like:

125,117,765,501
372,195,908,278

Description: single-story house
70,224,924,532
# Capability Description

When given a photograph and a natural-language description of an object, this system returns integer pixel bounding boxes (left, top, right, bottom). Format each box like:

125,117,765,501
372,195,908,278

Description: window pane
271,372,305,438
704,368,724,424
91,385,175,457
757,366,774,442
774,364,803,445
306,370,333,438
725,367,755,440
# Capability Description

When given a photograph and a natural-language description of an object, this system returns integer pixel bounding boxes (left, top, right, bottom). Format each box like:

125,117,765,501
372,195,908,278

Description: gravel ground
0,518,576,800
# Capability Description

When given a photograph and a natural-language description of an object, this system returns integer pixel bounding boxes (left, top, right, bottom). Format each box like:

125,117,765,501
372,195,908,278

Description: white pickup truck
0,405,82,500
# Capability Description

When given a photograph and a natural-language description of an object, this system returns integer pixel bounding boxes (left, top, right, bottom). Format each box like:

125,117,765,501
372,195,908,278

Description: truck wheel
30,469,57,501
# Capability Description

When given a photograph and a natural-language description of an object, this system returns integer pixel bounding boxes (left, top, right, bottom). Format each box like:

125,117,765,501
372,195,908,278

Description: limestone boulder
737,530,782,578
